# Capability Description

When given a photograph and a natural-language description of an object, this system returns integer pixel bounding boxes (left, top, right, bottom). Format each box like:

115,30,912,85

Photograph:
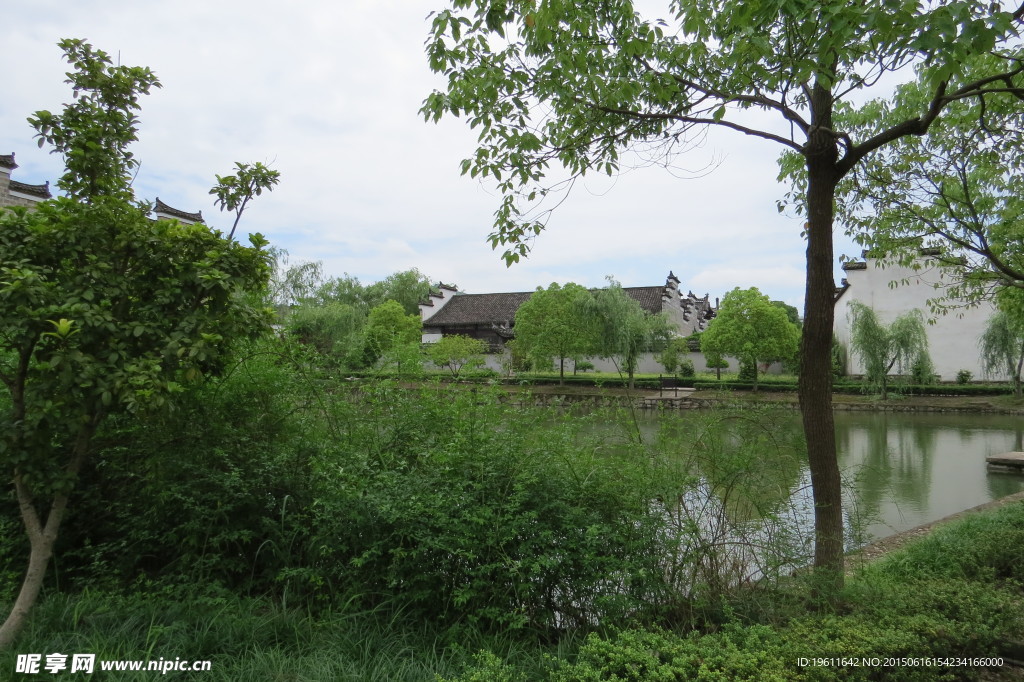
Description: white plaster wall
834,259,1000,381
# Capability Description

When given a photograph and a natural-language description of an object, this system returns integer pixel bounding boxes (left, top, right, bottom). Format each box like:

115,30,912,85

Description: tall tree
835,60,1024,311
979,306,1024,399
700,288,800,391
513,282,594,384
0,39,271,648
583,279,670,390
847,301,932,400
423,0,1024,589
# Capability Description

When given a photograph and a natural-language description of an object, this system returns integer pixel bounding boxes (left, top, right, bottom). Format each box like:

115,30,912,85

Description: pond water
834,411,1024,541
626,409,1024,545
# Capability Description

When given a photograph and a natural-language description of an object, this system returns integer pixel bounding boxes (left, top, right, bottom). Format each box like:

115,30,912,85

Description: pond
624,408,1024,546
835,411,1024,541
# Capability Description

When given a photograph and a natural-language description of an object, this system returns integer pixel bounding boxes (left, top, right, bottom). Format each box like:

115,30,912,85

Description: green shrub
574,360,595,373
911,355,937,385
306,384,678,632
738,358,758,382
678,359,696,378
956,369,973,384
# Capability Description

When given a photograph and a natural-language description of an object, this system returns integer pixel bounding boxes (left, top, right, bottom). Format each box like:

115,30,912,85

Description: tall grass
0,589,580,681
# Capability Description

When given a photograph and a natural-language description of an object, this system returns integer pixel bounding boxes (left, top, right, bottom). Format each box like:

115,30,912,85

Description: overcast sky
2,1,865,309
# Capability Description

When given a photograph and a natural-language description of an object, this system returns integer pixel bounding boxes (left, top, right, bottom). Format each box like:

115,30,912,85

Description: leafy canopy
427,334,488,377
700,287,800,384
836,55,1024,309
29,38,160,202
513,282,594,378
424,0,1022,264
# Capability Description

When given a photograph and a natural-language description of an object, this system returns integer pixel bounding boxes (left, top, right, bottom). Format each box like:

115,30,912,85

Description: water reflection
835,411,1024,540
627,409,1024,544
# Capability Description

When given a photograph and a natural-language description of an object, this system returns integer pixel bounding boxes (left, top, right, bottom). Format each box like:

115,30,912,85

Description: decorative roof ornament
153,197,203,224
9,180,51,199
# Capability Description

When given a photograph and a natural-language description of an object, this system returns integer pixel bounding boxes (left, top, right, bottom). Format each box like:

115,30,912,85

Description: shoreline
845,490,1024,571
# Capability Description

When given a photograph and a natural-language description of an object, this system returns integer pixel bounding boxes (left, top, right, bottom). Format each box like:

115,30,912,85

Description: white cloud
2,0,864,312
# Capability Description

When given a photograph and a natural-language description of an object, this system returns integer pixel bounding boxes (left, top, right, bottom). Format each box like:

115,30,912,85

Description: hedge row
692,380,1015,396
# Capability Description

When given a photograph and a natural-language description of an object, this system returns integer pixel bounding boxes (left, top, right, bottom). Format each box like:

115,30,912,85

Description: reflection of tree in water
836,413,936,532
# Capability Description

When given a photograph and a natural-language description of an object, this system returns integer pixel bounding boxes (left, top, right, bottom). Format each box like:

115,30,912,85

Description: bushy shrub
956,369,973,384
911,355,936,385
678,359,696,378
306,384,680,632
738,358,758,383
46,338,324,597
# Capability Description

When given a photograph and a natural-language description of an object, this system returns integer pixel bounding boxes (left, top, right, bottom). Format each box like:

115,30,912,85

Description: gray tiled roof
9,180,51,199
426,291,534,326
621,286,667,314
0,153,17,170
153,197,203,223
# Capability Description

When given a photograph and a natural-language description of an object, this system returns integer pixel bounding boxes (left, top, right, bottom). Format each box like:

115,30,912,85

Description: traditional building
420,272,716,349
152,197,203,225
1,151,204,224
833,250,999,380
0,153,52,209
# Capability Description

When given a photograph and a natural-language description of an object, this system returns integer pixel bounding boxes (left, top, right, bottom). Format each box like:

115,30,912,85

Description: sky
2,1,864,310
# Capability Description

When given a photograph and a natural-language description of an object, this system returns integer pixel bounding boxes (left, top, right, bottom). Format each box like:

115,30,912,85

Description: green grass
0,589,576,681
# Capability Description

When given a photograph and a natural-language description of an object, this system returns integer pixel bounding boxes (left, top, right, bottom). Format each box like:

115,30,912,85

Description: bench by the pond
986,452,1024,471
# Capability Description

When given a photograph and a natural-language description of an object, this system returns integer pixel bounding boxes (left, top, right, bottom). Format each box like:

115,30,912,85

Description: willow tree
980,307,1024,398
847,301,931,399
423,0,1024,590
583,279,669,390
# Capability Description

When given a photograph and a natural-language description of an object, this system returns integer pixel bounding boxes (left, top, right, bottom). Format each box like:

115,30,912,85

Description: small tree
363,300,421,367
211,161,281,241
979,308,1024,399
658,337,688,376
0,39,272,648
847,301,932,400
513,282,594,385
428,335,488,378
705,351,729,381
700,288,800,392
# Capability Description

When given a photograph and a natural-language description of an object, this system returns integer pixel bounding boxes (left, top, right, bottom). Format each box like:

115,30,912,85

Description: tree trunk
0,420,95,650
1014,347,1023,399
559,356,565,385
800,110,845,596
0,485,72,650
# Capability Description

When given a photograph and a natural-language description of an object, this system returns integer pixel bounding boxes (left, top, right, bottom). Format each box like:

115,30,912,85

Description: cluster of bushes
446,502,1024,681
692,379,1017,396
0,337,705,634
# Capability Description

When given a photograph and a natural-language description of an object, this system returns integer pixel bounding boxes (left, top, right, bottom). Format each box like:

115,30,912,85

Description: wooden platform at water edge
986,452,1024,472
